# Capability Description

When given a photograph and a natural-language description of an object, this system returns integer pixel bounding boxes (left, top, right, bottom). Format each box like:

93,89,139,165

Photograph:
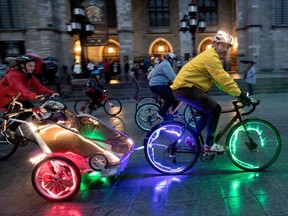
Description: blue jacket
245,66,256,84
148,59,176,86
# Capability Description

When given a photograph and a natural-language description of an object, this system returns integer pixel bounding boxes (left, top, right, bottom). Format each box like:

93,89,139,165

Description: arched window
152,40,170,59
199,39,213,53
103,42,119,61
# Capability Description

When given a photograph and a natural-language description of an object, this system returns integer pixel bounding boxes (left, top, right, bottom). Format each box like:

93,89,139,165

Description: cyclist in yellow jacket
171,31,251,153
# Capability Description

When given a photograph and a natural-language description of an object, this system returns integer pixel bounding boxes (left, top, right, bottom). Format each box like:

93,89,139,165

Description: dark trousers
131,80,140,101
150,85,179,117
173,86,221,146
247,83,254,96
87,91,103,106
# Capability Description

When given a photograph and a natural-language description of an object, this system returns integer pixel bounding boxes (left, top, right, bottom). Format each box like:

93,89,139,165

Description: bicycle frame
171,100,259,146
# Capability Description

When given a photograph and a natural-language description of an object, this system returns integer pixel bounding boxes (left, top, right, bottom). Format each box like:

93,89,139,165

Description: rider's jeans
173,86,221,146
150,85,178,117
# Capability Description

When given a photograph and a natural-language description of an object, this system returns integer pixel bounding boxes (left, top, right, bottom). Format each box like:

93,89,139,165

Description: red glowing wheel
31,156,81,201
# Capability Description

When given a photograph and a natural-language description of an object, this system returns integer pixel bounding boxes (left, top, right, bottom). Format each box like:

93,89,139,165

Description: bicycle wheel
135,103,161,131
0,134,18,160
226,119,281,171
136,96,161,110
31,156,81,202
183,105,201,128
74,99,92,115
144,121,200,175
103,98,122,116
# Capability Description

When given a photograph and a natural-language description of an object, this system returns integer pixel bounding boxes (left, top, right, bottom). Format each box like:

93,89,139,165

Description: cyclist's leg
87,91,102,107
173,87,222,149
150,85,176,119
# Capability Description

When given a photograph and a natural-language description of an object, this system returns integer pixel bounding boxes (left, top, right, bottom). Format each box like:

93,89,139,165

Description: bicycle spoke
144,122,199,175
227,119,281,171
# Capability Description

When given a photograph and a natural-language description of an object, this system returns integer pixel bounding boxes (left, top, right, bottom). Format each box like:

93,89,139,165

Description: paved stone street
0,92,288,216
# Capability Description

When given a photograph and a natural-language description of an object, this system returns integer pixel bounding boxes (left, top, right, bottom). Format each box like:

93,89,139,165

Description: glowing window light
158,45,164,52
108,47,114,54
207,44,212,49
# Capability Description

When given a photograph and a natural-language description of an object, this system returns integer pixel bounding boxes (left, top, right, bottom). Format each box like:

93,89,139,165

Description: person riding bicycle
85,69,107,109
171,31,251,153
148,52,179,121
0,55,58,133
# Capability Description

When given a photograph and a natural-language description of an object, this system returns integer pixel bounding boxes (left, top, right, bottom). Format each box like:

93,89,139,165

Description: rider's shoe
203,143,226,153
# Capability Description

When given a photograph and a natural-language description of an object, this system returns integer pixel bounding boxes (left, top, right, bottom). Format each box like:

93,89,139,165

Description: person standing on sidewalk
103,58,111,84
171,31,251,153
243,60,256,97
130,61,141,102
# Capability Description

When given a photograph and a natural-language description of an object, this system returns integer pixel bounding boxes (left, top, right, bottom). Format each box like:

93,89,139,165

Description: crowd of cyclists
0,30,253,153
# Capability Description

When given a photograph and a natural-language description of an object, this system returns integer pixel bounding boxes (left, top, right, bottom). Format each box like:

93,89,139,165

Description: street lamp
179,1,206,57
67,7,94,77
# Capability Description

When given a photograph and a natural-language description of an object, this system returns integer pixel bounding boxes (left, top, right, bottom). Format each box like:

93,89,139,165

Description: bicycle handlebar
231,98,260,116
4,92,63,118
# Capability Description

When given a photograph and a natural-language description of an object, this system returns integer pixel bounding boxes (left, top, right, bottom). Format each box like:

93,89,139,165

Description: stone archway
198,37,213,54
102,39,120,61
149,38,173,62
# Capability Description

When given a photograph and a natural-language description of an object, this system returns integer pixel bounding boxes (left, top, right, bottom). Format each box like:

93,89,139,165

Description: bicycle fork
240,121,258,150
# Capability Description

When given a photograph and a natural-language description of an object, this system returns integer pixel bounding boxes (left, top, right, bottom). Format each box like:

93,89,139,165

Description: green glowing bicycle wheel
226,119,281,171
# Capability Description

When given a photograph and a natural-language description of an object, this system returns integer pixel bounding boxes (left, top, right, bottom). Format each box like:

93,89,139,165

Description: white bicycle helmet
213,31,234,46
163,52,177,60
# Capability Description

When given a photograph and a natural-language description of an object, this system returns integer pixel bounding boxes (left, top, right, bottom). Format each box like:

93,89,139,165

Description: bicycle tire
31,156,81,202
183,105,201,128
0,136,18,160
226,119,281,171
135,103,161,131
74,99,93,115
136,96,162,110
103,98,122,116
143,121,200,175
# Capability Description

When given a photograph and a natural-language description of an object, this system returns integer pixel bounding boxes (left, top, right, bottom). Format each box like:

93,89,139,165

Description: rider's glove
237,92,251,106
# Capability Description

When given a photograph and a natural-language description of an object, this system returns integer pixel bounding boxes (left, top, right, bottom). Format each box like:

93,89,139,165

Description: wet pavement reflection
0,93,288,215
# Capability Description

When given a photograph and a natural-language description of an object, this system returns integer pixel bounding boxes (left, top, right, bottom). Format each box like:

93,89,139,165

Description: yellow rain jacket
171,48,241,97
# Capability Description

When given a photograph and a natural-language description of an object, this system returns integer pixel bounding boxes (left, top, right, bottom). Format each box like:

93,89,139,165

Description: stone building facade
0,0,288,76
0,0,72,67
236,0,288,72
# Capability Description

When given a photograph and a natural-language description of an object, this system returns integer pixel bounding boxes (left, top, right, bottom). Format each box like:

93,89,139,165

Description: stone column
178,0,192,64
237,0,261,71
115,0,133,79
